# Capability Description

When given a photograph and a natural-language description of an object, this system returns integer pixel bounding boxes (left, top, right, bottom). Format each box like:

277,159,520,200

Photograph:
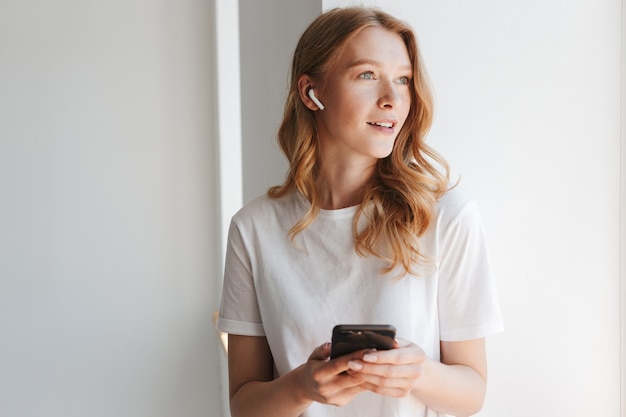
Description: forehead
332,26,411,71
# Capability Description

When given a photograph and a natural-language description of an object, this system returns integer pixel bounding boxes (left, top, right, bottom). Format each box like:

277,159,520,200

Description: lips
367,120,396,129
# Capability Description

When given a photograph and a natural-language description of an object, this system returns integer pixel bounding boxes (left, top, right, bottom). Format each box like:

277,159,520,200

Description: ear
297,74,321,111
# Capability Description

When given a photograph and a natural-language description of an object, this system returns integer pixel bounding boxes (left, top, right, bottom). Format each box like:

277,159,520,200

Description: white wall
622,0,626,410
236,0,624,416
394,2,621,415
0,1,223,416
214,3,243,415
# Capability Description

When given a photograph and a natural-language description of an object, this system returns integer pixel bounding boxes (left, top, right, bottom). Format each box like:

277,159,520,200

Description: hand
345,338,426,398
296,342,368,407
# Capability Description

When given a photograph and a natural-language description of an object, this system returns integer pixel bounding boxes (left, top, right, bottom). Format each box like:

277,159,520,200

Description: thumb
309,342,331,361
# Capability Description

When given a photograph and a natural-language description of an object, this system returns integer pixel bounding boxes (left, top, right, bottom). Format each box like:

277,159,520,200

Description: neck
316,162,375,210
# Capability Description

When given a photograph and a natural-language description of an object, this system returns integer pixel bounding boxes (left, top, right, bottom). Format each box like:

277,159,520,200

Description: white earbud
308,88,325,110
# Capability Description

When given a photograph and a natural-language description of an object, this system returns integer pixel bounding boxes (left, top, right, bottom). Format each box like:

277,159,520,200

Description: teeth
370,122,393,128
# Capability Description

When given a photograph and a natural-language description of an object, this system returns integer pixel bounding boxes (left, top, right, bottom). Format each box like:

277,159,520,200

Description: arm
414,338,487,416
348,338,487,417
228,334,310,417
228,334,367,417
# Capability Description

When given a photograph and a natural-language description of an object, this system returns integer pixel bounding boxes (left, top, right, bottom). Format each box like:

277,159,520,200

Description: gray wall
239,0,322,203
0,1,223,416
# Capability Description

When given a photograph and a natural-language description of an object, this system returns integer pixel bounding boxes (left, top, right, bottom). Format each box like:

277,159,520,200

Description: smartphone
330,324,396,359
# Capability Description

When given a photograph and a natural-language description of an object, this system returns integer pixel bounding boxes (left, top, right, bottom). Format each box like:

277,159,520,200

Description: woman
217,7,503,417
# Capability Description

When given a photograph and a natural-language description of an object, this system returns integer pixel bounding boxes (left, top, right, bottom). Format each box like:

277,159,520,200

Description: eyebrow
346,58,412,72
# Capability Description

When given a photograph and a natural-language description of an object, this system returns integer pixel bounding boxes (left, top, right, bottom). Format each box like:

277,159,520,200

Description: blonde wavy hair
268,7,450,276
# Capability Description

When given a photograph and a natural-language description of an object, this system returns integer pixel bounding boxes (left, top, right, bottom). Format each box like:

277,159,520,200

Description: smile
367,121,395,128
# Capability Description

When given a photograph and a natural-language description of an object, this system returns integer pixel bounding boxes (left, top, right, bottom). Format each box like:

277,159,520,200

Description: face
309,26,413,170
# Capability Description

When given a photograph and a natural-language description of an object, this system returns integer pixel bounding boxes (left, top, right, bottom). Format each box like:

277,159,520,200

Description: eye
359,71,375,80
396,76,411,85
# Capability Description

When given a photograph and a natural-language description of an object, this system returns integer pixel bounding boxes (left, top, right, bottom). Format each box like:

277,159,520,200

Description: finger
335,383,368,400
308,342,331,361
351,361,423,380
326,348,379,374
357,363,422,393
326,354,361,376
316,382,368,407
362,344,425,366
394,337,410,348
360,381,413,398
308,353,363,385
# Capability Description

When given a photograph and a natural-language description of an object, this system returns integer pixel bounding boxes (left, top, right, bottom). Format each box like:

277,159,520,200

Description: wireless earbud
307,88,325,110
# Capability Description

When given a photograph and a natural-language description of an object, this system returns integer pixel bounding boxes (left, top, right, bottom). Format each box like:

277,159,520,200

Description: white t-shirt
217,187,503,417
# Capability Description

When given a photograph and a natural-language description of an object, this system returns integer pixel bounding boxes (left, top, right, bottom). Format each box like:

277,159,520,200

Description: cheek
400,95,412,119
327,96,365,122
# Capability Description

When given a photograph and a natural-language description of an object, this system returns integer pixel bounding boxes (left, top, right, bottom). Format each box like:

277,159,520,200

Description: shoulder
231,191,304,229
436,186,476,217
430,186,484,234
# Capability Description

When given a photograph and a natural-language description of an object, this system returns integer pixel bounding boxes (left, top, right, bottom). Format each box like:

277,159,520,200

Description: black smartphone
330,324,396,359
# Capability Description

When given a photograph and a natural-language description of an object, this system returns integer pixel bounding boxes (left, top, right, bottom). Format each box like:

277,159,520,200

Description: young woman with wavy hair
269,7,447,276
218,7,502,417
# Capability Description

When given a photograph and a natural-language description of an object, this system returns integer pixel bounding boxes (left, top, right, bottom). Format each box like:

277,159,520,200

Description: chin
374,148,394,159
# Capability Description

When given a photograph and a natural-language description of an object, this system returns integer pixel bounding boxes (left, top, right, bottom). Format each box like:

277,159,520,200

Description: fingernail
347,360,363,371
363,354,378,362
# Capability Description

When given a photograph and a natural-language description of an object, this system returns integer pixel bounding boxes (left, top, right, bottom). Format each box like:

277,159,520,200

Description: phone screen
330,324,396,359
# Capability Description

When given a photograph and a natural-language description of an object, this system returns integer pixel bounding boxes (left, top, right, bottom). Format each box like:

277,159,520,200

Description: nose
377,80,401,109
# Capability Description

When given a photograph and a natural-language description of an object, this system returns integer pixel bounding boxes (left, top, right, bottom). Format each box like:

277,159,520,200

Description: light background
0,1,623,416
1,1,223,416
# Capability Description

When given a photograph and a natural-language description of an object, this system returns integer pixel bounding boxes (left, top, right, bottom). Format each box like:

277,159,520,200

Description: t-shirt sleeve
216,219,265,336
437,199,504,341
